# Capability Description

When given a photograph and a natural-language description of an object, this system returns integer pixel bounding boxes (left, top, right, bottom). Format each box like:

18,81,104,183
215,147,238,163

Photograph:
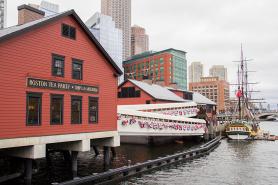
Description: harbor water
122,121,278,185
3,121,278,185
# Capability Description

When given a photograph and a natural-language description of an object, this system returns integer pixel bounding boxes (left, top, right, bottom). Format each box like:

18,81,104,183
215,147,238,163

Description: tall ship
226,45,260,140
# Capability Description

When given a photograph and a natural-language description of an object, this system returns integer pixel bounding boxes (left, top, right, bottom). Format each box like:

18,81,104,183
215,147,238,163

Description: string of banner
117,114,206,132
154,107,199,117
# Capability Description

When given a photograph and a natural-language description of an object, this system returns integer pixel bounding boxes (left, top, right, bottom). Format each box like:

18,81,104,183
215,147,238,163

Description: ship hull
226,122,252,140
226,132,250,140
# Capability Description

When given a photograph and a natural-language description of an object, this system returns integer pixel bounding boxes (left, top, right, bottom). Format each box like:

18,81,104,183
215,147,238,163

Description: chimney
18,4,45,25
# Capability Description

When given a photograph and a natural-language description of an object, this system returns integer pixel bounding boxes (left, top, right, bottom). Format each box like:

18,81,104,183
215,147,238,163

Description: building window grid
89,97,98,124
72,59,83,80
118,87,140,98
52,54,65,77
26,92,42,126
62,23,76,40
71,96,82,124
50,94,64,125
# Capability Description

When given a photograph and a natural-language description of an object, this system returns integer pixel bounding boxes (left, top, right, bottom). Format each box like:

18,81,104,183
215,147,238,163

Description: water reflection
124,122,278,185
3,122,278,185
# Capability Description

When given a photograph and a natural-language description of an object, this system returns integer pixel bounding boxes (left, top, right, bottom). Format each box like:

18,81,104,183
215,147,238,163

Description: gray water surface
4,122,277,185
123,121,278,185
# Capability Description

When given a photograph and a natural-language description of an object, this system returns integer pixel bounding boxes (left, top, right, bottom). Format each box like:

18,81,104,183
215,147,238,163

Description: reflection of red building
0,5,121,162
118,79,186,105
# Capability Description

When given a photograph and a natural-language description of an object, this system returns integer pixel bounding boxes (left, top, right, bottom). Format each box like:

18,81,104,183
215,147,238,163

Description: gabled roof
0,9,122,75
193,92,216,105
166,86,193,94
120,79,188,102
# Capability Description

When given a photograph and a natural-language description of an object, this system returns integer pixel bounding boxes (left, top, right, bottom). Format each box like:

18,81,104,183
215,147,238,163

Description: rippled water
123,121,278,185
3,122,278,185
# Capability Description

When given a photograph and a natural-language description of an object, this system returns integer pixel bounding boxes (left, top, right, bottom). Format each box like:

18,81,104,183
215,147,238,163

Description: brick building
189,77,229,112
123,48,187,90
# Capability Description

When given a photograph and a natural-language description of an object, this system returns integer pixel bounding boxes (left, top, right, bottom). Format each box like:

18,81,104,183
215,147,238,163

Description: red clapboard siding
0,16,118,139
170,90,184,99
117,81,172,105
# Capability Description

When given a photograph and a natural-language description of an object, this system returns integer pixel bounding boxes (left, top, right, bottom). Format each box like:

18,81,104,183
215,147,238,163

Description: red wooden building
117,79,187,105
0,5,122,164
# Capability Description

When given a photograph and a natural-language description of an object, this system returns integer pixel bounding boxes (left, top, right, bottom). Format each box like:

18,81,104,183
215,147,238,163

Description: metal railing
55,137,222,185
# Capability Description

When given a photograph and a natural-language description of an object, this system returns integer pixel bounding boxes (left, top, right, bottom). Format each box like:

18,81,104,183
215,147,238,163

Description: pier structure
117,78,218,144
117,102,207,144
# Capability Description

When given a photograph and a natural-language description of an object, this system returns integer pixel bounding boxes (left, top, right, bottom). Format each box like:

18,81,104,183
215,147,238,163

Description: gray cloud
6,0,278,109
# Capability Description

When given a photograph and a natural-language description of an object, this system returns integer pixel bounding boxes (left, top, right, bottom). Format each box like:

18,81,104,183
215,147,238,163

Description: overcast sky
6,0,278,109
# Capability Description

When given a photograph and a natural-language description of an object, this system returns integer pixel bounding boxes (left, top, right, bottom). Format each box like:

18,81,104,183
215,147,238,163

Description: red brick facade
18,5,45,25
189,77,229,112
123,52,173,86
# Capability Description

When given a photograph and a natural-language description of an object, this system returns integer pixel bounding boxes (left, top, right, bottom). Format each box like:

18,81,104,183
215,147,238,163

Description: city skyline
209,65,228,81
131,25,149,56
86,12,123,83
189,61,203,83
101,0,131,60
5,0,278,108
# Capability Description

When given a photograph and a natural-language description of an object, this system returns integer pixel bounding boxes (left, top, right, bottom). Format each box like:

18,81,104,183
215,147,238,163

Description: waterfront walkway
117,102,207,136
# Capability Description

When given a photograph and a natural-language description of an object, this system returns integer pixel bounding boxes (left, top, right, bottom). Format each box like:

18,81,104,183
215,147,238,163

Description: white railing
154,107,198,117
117,107,206,136
118,102,199,118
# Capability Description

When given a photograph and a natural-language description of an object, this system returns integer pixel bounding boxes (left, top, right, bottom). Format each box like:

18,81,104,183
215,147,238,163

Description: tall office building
189,62,203,82
0,0,7,29
131,25,149,56
123,48,188,90
29,1,59,16
209,65,227,81
39,1,59,16
189,77,230,112
86,12,123,82
101,0,131,60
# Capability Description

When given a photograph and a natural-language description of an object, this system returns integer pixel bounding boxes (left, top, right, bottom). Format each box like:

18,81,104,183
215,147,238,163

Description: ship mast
237,64,242,119
233,44,253,120
232,45,264,121
240,44,245,119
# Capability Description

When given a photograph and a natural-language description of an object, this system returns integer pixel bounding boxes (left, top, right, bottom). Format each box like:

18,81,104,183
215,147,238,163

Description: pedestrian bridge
117,102,206,136
256,112,278,120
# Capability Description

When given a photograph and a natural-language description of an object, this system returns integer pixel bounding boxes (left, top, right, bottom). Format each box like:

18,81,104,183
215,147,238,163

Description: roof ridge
128,79,186,102
0,9,122,75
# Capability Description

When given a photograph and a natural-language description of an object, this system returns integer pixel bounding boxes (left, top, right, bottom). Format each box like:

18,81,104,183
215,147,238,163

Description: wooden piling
103,146,110,166
71,151,78,178
24,159,32,185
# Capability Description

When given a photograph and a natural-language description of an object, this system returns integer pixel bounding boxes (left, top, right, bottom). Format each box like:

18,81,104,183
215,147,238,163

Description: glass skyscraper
86,12,123,82
101,0,131,60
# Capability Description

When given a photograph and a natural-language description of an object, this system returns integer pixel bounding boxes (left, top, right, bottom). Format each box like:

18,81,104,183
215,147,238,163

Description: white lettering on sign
27,78,98,94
